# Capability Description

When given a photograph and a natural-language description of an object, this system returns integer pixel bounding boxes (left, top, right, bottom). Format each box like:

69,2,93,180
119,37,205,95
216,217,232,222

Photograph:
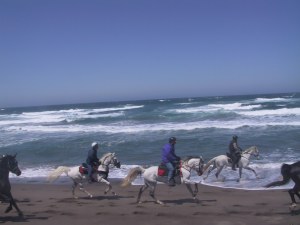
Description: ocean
1,92,299,190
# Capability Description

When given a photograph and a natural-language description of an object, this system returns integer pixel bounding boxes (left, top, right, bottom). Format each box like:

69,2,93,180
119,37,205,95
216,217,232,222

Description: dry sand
0,180,299,225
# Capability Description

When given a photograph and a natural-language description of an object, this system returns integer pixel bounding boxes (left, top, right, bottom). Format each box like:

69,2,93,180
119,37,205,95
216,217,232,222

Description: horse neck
184,158,199,170
242,147,256,159
100,153,112,165
0,159,9,179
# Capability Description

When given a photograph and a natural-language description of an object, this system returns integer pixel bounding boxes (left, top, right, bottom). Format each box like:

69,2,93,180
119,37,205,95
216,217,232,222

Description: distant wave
236,107,300,116
170,103,262,114
0,105,143,126
254,97,294,103
5,119,300,134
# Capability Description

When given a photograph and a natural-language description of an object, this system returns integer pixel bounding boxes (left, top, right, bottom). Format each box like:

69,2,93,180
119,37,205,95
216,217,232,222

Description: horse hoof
157,200,164,205
5,206,12,213
289,203,297,210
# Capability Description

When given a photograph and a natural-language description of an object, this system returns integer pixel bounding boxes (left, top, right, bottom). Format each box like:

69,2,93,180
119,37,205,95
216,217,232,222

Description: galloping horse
0,154,23,217
203,146,259,182
47,152,121,198
265,161,300,210
121,156,204,205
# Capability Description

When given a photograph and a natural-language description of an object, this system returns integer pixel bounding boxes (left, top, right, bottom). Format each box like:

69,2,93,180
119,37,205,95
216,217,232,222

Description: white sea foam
254,97,292,103
236,108,300,116
0,105,142,126
171,103,262,114
11,163,295,190
5,119,300,134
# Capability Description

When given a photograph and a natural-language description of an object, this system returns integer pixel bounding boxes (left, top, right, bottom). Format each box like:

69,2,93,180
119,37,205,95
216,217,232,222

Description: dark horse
0,154,23,217
265,161,300,210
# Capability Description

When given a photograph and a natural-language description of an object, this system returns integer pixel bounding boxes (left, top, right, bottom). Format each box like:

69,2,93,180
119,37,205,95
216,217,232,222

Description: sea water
1,93,299,190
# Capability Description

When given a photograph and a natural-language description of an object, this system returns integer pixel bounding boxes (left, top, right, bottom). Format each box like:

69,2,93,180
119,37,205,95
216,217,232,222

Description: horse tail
202,157,217,174
47,166,70,183
265,163,291,188
121,166,145,187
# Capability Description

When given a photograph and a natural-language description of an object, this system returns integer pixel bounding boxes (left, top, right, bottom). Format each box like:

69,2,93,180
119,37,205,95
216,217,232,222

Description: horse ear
13,153,17,158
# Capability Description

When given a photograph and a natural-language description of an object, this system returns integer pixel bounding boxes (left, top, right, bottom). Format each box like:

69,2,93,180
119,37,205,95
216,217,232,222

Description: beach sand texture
0,182,299,225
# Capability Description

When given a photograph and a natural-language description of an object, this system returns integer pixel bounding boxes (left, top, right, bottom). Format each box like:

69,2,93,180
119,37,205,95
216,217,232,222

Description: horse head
183,156,204,176
100,152,121,169
5,154,21,176
251,146,259,158
243,146,259,158
111,153,121,168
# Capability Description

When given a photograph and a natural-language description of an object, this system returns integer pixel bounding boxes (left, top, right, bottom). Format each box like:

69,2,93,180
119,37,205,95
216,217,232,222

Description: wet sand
1,180,299,225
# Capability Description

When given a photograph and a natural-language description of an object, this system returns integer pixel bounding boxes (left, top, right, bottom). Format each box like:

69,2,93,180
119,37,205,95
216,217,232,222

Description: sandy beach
0,180,299,225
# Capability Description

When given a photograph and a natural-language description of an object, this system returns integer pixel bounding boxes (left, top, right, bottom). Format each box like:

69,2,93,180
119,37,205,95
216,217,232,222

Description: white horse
203,146,259,182
47,152,121,198
121,156,204,205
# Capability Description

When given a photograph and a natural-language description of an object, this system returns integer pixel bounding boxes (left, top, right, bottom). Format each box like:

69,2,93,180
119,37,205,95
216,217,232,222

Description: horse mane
182,156,201,163
242,146,257,154
99,152,113,164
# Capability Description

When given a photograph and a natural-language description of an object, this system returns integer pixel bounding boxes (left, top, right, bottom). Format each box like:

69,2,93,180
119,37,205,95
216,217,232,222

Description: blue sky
1,0,299,107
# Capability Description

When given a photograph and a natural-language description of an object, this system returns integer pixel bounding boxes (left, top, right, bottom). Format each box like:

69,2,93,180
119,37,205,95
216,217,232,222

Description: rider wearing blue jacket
161,137,181,186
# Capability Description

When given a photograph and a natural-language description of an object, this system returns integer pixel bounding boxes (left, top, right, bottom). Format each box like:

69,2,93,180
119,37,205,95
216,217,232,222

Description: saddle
79,163,89,175
79,163,99,175
157,162,181,177
226,153,233,163
226,152,240,167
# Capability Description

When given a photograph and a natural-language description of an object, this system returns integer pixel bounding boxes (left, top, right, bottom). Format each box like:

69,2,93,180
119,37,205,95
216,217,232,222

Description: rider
161,137,181,186
86,142,100,183
228,135,242,171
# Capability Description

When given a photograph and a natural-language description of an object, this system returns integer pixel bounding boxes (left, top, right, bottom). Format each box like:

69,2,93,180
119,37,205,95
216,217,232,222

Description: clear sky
0,0,299,108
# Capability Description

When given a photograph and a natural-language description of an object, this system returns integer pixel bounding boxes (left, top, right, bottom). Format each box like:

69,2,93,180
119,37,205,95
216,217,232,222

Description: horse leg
5,202,13,213
185,183,199,202
5,193,23,217
149,182,163,205
79,183,93,198
237,167,243,182
288,189,297,210
136,184,148,204
288,184,300,210
204,165,216,180
10,198,23,217
215,165,224,180
72,181,79,199
98,178,112,195
244,166,258,178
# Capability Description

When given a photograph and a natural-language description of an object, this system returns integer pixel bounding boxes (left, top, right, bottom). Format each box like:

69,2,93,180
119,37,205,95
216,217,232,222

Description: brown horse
265,161,300,210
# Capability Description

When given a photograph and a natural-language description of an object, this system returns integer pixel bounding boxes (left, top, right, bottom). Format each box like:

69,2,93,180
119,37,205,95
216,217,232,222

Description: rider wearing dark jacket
229,135,242,170
86,142,100,182
161,137,181,186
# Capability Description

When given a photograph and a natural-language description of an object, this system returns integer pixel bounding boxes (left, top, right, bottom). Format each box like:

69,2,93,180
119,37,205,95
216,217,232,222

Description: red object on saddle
158,167,167,176
79,166,87,175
